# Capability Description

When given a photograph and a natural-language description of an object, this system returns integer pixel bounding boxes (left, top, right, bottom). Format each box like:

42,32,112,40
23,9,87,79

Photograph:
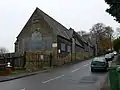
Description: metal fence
0,53,25,69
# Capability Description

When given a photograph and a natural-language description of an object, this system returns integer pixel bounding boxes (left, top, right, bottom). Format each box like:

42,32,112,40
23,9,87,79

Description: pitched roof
82,34,93,47
67,28,84,47
16,7,91,48
74,32,84,47
75,32,87,44
17,7,71,40
36,8,71,40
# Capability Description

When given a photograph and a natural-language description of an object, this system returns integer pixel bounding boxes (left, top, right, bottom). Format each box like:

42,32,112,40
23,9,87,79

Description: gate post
50,53,52,67
23,51,26,68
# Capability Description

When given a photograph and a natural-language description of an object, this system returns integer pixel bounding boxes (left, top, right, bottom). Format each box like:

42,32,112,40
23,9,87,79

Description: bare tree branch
77,30,87,36
0,47,9,54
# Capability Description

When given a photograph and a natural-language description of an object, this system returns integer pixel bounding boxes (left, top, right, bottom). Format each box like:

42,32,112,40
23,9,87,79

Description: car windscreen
93,57,105,62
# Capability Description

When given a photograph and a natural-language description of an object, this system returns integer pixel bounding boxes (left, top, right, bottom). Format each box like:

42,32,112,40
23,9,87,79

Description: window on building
61,43,65,51
31,31,42,41
67,46,71,52
44,39,52,49
31,31,43,51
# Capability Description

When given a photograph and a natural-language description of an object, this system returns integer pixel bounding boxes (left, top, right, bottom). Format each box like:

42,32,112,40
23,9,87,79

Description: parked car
91,57,108,72
110,53,114,59
105,54,113,61
113,51,117,55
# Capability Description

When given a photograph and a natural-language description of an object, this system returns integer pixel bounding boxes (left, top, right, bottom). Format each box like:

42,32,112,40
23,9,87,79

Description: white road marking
71,68,81,73
84,64,89,67
20,88,25,90
42,74,64,84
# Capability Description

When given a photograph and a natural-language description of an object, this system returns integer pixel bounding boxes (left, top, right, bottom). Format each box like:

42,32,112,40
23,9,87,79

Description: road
0,58,107,90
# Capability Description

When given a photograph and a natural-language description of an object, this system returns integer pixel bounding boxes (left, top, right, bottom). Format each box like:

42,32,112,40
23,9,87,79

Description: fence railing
0,53,25,69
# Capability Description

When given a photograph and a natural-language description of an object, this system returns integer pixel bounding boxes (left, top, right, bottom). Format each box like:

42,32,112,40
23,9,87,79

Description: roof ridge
36,8,70,39
37,8,68,30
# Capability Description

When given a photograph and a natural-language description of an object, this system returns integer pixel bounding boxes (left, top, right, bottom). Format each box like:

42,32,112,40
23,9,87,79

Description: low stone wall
57,53,71,66
76,52,84,60
24,50,94,72
25,51,51,72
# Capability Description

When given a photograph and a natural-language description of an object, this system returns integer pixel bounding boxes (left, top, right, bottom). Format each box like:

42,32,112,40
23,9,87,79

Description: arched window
30,31,43,51
31,30,42,41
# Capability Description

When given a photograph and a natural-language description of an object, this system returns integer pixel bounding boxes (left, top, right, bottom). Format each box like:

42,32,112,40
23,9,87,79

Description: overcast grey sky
0,0,119,52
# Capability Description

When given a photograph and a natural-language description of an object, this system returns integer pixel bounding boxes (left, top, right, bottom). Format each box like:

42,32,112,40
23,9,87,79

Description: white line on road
20,88,25,90
42,74,64,84
84,64,89,67
71,68,81,73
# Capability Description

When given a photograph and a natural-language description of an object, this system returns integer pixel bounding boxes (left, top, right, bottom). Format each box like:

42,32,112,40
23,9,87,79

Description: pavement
100,76,109,90
100,55,119,90
0,69,49,82
0,57,107,90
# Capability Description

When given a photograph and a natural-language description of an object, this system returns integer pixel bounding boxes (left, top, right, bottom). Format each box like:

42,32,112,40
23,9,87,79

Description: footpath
0,69,49,82
100,55,119,90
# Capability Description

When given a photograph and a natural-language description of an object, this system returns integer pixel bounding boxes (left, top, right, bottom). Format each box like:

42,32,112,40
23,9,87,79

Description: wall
15,10,55,53
25,51,51,72
22,33,52,51
57,36,72,65
75,45,84,60
57,36,71,56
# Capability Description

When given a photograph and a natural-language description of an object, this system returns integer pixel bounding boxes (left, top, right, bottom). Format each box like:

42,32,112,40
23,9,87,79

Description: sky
0,0,119,52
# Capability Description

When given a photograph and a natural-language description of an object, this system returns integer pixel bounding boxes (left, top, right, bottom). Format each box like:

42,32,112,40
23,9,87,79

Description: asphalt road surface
0,58,107,90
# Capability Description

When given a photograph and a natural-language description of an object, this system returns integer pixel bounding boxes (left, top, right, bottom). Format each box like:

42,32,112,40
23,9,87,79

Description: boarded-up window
61,43,65,51
43,37,52,49
44,39,52,49
67,46,71,52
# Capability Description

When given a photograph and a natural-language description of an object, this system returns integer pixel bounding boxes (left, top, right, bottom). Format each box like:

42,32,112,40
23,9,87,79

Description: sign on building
52,43,57,47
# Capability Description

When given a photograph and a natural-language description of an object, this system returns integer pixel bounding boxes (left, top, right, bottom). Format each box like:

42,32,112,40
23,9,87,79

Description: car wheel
91,68,94,72
104,68,108,72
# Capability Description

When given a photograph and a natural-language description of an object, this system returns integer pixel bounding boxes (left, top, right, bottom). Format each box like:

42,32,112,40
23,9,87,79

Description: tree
112,27,120,39
113,37,120,52
90,23,114,55
90,23,105,36
104,26,113,37
104,26,114,49
116,27,120,37
0,47,9,54
90,23,106,55
99,38,112,51
105,0,120,23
